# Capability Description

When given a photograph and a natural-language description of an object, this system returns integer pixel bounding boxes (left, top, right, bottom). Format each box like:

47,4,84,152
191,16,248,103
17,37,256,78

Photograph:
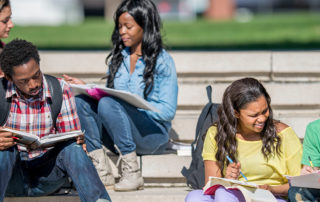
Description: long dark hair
106,0,163,99
215,78,281,176
0,0,10,12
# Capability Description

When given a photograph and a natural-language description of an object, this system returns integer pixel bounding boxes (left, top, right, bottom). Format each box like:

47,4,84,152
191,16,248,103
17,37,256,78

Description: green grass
4,12,320,50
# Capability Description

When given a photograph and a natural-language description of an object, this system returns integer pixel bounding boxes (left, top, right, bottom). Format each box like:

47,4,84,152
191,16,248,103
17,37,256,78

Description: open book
287,173,320,189
70,84,158,112
1,128,82,149
203,176,277,202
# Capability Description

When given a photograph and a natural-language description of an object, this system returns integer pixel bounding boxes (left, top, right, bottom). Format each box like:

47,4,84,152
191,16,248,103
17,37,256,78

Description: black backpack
181,85,220,189
0,74,63,128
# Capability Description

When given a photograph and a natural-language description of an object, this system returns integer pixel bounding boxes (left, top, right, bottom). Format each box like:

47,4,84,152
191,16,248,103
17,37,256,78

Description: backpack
181,85,220,189
0,74,63,128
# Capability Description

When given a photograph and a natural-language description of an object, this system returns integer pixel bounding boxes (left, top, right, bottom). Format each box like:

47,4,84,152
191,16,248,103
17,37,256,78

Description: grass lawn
4,12,320,50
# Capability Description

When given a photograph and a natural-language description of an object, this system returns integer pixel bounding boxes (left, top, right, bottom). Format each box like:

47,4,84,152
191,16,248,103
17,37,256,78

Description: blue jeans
0,141,111,202
288,186,320,202
75,95,169,155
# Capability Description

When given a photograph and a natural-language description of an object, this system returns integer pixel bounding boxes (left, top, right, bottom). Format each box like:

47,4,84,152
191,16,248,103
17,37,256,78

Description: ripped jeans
288,186,320,202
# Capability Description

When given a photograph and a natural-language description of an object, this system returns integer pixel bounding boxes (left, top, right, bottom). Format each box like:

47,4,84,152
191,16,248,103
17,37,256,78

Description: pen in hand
308,156,314,169
226,155,248,181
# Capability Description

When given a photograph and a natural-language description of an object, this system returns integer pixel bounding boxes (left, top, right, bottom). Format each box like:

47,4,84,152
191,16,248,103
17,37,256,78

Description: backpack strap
206,85,212,103
45,74,63,129
0,78,11,126
194,85,213,139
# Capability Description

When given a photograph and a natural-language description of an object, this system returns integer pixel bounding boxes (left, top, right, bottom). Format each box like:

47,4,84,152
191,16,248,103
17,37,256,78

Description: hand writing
301,165,319,175
225,162,241,180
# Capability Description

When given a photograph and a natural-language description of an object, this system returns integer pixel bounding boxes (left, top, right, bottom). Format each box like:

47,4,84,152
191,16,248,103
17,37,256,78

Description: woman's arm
259,183,289,196
63,74,86,85
144,54,178,122
204,160,222,185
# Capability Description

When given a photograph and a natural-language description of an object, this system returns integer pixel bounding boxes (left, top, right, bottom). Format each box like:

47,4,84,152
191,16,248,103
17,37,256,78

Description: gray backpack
181,85,220,189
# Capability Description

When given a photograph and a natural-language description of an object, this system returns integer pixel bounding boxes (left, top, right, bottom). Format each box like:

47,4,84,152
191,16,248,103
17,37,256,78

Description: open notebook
203,176,277,202
287,173,320,189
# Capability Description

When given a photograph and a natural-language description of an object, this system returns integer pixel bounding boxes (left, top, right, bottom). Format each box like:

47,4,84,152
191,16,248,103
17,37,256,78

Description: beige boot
114,151,144,191
88,147,115,190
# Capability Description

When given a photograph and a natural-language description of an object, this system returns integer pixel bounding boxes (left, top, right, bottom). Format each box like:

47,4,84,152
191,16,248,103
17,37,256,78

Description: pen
226,155,248,181
308,156,314,168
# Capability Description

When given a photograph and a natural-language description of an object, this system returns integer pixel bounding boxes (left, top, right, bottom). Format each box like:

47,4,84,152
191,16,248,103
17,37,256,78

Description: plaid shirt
4,75,81,160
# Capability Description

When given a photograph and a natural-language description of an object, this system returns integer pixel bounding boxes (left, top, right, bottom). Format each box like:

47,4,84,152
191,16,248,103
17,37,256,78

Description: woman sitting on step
63,0,178,192
185,78,302,202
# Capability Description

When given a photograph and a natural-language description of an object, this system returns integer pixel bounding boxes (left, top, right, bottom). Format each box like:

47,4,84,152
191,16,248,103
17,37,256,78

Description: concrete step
107,153,191,181
172,109,320,141
177,82,320,107
4,187,190,202
39,51,320,82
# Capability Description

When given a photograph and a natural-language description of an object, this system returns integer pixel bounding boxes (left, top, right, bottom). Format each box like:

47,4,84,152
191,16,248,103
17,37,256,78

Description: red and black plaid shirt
4,76,81,160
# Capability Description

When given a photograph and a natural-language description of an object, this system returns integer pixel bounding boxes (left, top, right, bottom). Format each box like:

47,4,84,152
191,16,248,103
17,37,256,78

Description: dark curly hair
106,0,163,99
215,77,281,176
0,39,40,78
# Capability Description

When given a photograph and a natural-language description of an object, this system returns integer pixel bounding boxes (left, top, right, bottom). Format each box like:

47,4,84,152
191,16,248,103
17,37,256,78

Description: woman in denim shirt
64,0,178,192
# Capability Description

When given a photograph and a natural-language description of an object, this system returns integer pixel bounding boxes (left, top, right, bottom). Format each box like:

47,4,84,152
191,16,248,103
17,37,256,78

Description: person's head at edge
0,39,42,99
0,0,13,41
106,0,163,99
0,0,13,77
215,77,282,176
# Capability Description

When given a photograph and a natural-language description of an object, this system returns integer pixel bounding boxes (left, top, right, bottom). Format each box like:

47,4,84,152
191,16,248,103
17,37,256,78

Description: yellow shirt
202,126,302,185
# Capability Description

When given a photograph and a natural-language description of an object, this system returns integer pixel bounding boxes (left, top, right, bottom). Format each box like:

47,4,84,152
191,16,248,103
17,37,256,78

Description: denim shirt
109,48,178,130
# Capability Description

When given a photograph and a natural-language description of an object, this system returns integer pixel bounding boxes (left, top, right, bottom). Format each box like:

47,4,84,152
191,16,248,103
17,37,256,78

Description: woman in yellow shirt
185,78,302,202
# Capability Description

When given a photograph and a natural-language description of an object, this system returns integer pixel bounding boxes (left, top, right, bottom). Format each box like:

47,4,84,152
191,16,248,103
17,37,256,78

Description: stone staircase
5,50,320,202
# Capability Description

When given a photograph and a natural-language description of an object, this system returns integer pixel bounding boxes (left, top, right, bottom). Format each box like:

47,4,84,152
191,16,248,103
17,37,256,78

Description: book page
39,130,82,148
236,186,277,202
70,84,158,112
205,176,258,189
0,128,39,146
289,173,320,189
203,176,276,202
0,128,82,149
69,84,92,96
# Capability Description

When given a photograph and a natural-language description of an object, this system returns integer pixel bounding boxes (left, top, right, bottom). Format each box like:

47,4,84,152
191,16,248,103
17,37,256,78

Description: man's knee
57,142,88,164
